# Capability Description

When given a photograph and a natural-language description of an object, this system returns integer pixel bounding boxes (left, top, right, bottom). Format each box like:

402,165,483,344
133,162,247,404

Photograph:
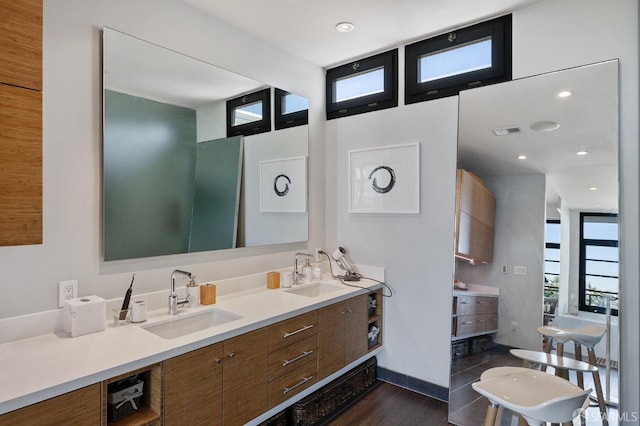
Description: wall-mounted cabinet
455,169,495,263
0,0,42,246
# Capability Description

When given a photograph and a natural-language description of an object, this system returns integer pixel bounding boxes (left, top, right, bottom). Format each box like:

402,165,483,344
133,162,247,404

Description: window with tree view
579,213,619,315
544,220,560,298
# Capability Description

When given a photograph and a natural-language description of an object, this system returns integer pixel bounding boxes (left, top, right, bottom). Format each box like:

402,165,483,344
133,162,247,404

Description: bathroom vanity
0,277,383,425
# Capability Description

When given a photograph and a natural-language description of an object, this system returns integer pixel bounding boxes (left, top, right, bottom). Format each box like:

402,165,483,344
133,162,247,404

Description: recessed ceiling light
576,150,589,156
530,121,560,132
336,22,355,33
558,90,573,98
589,187,598,191
517,155,527,160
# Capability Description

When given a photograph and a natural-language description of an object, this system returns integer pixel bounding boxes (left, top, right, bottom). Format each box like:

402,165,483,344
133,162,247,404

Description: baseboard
377,367,449,402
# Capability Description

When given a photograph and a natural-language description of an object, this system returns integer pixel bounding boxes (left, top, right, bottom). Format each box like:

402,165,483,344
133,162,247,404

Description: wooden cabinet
0,0,42,246
455,169,495,263
222,328,268,425
164,329,268,426
0,384,100,425
267,311,318,408
452,294,499,339
317,294,368,380
165,343,223,426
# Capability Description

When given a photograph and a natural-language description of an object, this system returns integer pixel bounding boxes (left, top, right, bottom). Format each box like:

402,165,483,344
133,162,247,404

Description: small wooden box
200,284,216,305
267,271,280,289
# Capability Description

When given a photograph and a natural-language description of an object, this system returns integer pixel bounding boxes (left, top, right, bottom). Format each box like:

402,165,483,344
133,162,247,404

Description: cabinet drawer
456,296,498,315
268,335,317,380
478,297,498,314
456,314,486,336
268,362,317,408
268,311,317,352
486,313,498,331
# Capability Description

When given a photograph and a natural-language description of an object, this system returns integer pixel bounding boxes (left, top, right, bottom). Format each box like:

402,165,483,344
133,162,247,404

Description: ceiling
180,0,542,68
457,60,619,213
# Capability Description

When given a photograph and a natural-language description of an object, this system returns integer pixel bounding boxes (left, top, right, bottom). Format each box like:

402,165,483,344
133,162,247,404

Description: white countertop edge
0,273,384,415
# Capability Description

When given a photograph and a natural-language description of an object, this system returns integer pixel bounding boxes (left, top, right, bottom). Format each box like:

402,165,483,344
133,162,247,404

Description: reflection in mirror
102,28,308,261
449,60,619,424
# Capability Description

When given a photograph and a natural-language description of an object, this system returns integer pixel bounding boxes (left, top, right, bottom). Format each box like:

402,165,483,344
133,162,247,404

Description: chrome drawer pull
282,350,313,367
462,321,474,324
283,376,313,394
283,324,314,338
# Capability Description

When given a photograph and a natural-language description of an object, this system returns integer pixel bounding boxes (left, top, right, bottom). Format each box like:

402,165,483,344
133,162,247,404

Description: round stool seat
537,324,606,348
473,367,591,425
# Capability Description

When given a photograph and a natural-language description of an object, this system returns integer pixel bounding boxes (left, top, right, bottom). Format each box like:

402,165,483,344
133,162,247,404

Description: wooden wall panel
0,0,43,90
0,83,42,246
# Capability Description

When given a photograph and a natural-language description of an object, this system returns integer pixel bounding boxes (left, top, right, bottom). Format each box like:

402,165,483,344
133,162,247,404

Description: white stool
473,367,591,426
537,325,608,424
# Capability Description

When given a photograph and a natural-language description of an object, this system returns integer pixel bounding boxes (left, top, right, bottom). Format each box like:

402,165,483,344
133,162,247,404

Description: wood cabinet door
165,343,223,426
317,301,345,380
0,84,42,246
344,294,368,364
0,384,100,425
0,0,42,90
223,328,268,425
455,169,495,263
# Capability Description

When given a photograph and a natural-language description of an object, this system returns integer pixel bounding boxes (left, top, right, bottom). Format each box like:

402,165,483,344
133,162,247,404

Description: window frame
578,212,619,316
226,88,271,137
325,49,398,120
274,88,308,130
544,219,561,297
404,14,512,104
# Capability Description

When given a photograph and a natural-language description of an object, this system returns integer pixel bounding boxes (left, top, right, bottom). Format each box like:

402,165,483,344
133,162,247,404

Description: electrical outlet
59,280,78,307
315,247,324,262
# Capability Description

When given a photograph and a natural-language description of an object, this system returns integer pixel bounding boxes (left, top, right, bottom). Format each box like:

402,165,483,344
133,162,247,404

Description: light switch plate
513,266,527,275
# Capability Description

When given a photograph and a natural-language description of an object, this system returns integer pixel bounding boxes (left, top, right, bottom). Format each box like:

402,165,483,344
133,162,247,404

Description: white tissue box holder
62,295,106,337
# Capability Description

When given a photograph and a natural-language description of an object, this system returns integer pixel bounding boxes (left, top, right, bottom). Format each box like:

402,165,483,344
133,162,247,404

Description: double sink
141,282,344,340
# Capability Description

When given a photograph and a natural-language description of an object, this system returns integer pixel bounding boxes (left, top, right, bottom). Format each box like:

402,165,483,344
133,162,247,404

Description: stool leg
587,348,609,426
574,343,585,389
484,401,499,426
555,343,569,380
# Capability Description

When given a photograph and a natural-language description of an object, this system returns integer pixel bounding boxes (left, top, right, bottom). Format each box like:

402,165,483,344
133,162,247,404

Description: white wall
244,126,309,246
0,0,325,319
456,174,546,351
326,96,459,388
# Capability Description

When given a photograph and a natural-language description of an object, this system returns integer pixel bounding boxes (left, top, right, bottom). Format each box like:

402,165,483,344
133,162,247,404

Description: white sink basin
284,283,343,298
141,308,243,339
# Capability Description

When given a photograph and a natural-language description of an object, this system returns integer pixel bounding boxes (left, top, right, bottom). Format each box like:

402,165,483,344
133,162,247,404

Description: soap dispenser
187,276,200,306
302,259,313,284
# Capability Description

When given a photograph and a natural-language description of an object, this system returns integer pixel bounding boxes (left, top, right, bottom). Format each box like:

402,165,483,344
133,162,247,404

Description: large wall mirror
449,60,619,424
102,28,309,261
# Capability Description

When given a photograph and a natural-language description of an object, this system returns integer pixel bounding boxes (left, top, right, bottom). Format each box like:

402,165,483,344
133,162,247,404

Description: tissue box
62,295,106,337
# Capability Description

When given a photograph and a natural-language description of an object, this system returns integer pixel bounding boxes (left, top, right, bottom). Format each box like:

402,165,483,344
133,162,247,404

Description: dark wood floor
327,382,449,426
318,345,619,425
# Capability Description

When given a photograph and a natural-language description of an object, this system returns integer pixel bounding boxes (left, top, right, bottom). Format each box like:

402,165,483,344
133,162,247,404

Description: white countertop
453,283,499,297
0,276,382,415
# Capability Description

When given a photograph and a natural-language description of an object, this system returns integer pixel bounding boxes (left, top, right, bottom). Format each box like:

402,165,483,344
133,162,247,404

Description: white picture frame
260,156,307,212
348,142,420,214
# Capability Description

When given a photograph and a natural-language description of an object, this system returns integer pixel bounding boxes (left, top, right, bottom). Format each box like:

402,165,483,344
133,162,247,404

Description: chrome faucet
293,252,313,285
169,269,192,315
